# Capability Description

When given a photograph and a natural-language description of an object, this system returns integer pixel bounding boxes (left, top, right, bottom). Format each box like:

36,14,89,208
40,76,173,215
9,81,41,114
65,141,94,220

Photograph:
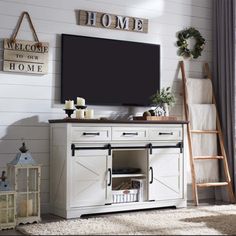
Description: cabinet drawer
71,127,111,142
112,127,148,141
149,128,182,141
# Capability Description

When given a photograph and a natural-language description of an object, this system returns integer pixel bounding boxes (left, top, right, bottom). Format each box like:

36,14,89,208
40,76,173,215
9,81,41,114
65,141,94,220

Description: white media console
49,119,188,219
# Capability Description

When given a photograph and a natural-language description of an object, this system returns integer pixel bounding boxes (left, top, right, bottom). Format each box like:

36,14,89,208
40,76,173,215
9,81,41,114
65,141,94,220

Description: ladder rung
194,156,224,160
197,182,228,187
191,130,219,134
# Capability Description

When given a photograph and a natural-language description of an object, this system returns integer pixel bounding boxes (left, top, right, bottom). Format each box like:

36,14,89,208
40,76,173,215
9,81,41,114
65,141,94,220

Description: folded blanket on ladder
186,78,213,104
189,104,219,183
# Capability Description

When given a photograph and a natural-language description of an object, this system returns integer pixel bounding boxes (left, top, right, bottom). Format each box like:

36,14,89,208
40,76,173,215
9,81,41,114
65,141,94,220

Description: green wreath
177,27,205,59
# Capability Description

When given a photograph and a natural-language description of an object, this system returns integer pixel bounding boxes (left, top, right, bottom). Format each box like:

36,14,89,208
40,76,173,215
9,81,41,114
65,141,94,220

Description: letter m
27,64,35,72
116,16,129,30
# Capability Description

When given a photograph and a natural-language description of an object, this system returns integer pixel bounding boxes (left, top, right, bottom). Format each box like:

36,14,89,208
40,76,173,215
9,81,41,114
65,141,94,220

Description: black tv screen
61,34,160,106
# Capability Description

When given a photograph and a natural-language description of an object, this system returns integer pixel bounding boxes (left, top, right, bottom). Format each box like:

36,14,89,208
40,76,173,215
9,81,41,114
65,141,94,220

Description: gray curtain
212,0,235,199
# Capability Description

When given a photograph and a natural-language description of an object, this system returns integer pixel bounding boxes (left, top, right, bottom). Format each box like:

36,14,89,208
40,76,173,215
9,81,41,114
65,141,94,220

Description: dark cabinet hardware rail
71,142,183,156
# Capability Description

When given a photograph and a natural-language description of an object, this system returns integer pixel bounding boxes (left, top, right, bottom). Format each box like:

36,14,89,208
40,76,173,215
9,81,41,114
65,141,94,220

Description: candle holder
63,109,75,119
75,105,87,110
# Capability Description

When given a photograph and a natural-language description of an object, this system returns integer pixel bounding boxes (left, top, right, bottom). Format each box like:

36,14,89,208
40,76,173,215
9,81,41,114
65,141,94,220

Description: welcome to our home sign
79,10,148,33
3,39,49,74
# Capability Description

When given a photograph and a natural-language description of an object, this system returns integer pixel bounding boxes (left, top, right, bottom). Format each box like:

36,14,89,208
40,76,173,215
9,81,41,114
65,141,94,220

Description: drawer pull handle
122,132,138,136
83,132,100,136
159,132,173,135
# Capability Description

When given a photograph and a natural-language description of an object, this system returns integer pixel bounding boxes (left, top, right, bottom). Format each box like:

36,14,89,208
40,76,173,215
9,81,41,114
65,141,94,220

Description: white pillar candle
85,109,94,119
76,97,85,106
19,199,27,217
27,199,33,216
65,100,74,109
76,109,85,119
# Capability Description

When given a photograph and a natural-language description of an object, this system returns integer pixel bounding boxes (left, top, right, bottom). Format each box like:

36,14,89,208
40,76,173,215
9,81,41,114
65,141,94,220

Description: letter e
38,65,43,73
134,18,144,32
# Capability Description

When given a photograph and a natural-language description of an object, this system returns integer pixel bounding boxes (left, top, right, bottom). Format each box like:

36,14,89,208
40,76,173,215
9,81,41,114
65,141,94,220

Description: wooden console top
48,118,189,125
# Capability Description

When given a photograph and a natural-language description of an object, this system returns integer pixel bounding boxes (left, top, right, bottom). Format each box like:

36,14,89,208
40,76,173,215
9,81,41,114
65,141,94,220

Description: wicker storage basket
112,189,139,204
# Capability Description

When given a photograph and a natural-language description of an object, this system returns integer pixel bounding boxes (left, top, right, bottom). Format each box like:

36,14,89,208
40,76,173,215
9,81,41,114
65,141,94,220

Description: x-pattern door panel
149,148,183,201
70,150,109,207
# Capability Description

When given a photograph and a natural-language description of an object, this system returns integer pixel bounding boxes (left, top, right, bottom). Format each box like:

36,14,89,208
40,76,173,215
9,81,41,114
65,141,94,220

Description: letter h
86,11,97,26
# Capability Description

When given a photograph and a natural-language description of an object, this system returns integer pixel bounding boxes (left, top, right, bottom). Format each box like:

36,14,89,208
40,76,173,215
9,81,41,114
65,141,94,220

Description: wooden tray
133,116,178,121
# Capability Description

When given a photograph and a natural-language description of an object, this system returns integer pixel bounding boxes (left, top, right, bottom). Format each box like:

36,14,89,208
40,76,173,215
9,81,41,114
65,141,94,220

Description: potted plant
150,87,175,116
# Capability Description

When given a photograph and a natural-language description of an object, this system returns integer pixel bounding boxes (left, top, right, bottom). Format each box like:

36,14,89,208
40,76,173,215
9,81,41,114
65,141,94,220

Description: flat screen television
61,34,160,106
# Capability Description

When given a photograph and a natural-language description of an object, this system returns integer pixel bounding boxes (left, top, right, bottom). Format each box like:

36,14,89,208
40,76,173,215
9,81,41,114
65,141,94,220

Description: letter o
18,64,25,71
102,14,112,28
31,45,36,52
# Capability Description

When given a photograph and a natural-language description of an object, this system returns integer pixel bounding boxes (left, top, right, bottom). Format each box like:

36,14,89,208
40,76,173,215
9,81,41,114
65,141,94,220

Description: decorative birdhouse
7,143,41,225
0,171,16,230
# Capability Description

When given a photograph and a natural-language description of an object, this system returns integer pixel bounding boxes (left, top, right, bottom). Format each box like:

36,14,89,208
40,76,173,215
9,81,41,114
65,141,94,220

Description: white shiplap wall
0,0,212,212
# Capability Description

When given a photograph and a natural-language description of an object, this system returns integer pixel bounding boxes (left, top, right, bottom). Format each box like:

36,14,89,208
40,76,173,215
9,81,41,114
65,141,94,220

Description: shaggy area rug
17,204,236,235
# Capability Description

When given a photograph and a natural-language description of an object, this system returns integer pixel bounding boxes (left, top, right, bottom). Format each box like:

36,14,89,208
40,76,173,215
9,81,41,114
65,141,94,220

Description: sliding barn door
149,148,183,201
70,149,111,207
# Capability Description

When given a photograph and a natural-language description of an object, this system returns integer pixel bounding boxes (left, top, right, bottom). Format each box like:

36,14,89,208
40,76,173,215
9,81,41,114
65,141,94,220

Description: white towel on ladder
186,78,213,104
189,104,219,183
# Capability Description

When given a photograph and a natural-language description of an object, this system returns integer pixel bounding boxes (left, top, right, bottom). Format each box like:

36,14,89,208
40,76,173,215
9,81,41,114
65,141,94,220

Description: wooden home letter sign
3,39,49,74
79,10,148,33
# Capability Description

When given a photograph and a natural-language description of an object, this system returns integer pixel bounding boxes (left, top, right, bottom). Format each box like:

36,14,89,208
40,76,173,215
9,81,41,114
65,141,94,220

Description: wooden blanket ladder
180,60,235,205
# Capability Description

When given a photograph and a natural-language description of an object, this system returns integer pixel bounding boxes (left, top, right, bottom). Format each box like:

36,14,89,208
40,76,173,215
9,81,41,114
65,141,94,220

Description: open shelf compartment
111,149,148,203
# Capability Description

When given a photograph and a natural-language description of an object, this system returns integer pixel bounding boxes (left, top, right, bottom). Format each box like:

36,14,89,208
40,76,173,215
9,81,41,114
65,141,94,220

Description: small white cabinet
49,120,187,219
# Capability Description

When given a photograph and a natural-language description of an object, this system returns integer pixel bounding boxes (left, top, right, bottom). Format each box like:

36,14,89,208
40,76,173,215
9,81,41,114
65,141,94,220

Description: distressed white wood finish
149,127,182,141
0,191,16,230
149,148,183,201
50,121,187,218
70,150,111,207
0,0,213,212
71,127,111,142
112,127,148,141
7,164,41,225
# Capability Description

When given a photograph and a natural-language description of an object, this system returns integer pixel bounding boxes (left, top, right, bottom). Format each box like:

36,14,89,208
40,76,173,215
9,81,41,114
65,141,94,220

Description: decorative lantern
7,143,41,225
0,171,16,230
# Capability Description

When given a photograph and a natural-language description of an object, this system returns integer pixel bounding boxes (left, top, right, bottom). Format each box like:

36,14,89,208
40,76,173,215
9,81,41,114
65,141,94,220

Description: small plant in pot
148,87,175,116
